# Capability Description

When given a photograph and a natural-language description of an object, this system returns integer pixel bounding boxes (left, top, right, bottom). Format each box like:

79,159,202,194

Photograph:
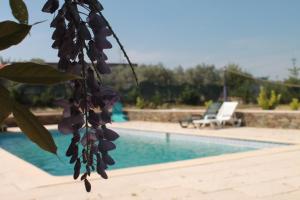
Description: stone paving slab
1,121,300,199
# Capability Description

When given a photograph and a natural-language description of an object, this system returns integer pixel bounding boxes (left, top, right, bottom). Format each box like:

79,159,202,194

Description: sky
1,0,300,80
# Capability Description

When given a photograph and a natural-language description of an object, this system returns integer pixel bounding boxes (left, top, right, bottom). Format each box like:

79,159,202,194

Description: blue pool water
0,128,285,176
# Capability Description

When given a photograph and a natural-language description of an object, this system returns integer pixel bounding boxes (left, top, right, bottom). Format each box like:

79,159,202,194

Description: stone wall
3,109,300,129
124,109,300,129
4,113,62,127
235,110,300,129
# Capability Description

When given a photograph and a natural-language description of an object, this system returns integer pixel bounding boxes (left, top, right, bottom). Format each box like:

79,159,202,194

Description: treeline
102,63,300,107
5,62,300,108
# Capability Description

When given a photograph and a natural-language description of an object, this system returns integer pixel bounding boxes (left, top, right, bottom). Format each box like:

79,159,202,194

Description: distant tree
173,65,185,84
179,86,200,105
288,58,300,80
102,62,300,106
185,64,221,86
225,63,257,103
286,58,300,84
29,58,46,64
284,58,300,102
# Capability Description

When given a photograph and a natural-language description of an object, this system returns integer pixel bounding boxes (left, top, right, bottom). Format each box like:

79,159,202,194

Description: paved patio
1,121,300,199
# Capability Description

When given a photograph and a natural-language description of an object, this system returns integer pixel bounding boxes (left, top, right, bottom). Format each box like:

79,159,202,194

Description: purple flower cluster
42,0,119,192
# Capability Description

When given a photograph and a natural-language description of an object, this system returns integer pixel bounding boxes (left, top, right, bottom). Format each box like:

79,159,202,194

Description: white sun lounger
193,101,240,128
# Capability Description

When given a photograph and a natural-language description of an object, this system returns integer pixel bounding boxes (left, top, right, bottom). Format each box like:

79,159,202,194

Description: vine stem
79,3,138,85
83,43,103,84
98,12,139,86
79,50,90,164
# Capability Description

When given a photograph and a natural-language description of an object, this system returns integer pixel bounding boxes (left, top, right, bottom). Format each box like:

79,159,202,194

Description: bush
204,100,213,108
147,102,157,109
180,87,199,105
136,97,146,109
160,103,171,109
290,98,299,110
257,87,281,110
151,91,162,106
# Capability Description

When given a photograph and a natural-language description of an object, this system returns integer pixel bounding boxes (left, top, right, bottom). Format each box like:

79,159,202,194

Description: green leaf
0,21,31,51
12,101,57,154
0,62,81,85
9,0,29,24
0,85,57,154
0,85,12,124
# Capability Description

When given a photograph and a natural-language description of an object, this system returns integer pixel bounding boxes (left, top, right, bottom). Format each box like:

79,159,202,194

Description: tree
284,58,300,101
286,58,300,84
225,63,258,103
185,64,221,86
30,58,46,64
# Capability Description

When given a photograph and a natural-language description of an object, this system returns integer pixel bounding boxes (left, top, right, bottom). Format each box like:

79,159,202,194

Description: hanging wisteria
42,0,134,192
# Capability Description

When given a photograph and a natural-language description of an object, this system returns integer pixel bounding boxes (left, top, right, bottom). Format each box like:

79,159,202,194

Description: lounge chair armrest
191,114,203,119
204,114,216,120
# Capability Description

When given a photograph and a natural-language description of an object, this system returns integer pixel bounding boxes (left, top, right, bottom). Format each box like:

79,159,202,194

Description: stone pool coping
7,122,300,144
2,122,300,199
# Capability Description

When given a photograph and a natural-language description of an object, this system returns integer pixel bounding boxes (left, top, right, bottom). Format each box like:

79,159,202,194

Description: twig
98,12,139,86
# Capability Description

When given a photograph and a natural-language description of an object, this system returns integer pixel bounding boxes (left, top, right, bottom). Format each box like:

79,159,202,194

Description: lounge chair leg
192,123,196,128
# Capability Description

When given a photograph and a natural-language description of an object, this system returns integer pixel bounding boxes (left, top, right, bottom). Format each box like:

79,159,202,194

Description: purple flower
58,114,84,134
42,0,59,14
81,131,98,146
44,0,125,192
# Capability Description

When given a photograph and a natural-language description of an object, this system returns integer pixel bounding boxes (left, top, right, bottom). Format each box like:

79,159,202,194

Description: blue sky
1,0,300,79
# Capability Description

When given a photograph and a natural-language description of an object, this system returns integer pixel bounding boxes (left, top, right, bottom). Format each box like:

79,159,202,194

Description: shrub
290,98,299,110
147,102,157,109
257,87,281,110
151,91,162,106
180,87,199,105
136,97,146,109
204,100,213,108
160,103,171,109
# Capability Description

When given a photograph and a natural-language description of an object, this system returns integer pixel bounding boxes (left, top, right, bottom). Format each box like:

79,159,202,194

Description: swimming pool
0,128,286,176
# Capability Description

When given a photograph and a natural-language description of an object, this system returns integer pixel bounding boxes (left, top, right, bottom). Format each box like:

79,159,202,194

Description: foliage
5,60,300,109
287,63,300,81
11,84,70,107
102,63,267,106
185,64,221,85
0,21,31,50
151,91,163,107
225,64,258,103
102,64,224,106
41,0,136,192
257,87,281,110
147,102,157,109
283,62,300,102
204,100,213,108
160,103,171,109
136,97,146,109
0,1,80,155
9,0,28,24
0,62,79,84
179,86,200,105
30,58,46,64
290,98,299,110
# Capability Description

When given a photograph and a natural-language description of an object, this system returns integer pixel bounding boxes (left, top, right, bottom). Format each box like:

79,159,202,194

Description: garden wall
124,109,300,129
3,109,300,129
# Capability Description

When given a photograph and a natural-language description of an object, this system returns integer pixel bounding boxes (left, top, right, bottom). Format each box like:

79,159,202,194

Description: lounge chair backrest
216,101,238,121
203,102,222,116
